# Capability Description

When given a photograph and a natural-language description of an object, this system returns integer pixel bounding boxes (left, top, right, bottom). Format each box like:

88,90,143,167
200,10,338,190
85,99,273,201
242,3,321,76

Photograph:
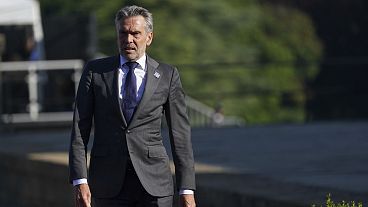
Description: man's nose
127,34,134,43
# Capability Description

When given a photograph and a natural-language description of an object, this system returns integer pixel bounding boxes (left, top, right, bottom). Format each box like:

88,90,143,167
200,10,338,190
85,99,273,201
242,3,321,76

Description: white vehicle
0,0,44,61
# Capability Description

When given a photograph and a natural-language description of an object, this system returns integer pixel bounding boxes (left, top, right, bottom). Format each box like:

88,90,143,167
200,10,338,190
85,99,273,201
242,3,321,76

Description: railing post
73,65,82,93
0,69,3,130
27,64,39,120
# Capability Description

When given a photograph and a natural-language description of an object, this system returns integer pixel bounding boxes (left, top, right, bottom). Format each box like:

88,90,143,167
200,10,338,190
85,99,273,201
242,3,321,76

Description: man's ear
146,32,153,46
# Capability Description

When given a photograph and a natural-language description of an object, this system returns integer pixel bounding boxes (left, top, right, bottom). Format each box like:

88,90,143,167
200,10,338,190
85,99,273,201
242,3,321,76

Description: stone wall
0,152,317,207
0,153,73,207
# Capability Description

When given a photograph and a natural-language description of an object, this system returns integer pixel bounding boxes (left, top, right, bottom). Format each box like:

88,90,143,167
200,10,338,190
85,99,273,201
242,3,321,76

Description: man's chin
120,53,138,61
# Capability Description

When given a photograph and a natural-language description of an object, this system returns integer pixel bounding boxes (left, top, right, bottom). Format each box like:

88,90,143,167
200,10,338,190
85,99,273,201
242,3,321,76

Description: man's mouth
124,46,136,52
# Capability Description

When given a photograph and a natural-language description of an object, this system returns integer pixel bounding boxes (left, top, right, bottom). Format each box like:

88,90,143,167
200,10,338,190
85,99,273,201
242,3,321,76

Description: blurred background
0,0,368,206
1,0,367,126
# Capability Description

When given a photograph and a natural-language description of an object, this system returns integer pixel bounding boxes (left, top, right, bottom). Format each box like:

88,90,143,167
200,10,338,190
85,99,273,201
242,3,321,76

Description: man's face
116,15,153,61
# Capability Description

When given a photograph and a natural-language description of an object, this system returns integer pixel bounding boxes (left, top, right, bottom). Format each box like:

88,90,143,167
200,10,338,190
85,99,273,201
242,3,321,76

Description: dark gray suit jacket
69,55,195,198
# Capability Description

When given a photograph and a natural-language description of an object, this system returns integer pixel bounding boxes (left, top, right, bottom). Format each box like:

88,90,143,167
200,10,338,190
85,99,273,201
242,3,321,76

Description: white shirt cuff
72,178,88,186
72,179,193,195
179,189,194,195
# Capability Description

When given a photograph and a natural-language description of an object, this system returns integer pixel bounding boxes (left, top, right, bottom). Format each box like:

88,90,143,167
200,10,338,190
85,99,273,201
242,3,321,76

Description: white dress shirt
118,55,147,102
73,54,193,195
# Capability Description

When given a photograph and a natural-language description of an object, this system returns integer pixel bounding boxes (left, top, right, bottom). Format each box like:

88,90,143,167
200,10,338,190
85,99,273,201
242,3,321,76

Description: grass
312,194,363,207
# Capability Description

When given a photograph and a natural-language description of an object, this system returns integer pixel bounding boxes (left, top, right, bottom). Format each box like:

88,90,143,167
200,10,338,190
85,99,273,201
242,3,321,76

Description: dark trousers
93,161,173,207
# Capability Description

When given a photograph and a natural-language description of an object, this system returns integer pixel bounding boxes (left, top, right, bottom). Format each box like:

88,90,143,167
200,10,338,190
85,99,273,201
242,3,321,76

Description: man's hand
179,194,196,207
74,183,91,207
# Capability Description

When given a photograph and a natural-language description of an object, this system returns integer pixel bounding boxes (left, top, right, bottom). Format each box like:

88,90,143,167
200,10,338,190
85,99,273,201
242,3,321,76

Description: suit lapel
129,56,161,127
103,55,128,127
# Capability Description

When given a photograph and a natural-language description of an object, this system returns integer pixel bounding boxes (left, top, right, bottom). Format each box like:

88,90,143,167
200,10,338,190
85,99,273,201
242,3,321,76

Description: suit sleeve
69,62,94,183
164,67,196,191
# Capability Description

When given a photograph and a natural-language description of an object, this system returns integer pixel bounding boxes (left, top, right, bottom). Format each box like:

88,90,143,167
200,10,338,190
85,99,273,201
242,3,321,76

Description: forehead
117,15,146,30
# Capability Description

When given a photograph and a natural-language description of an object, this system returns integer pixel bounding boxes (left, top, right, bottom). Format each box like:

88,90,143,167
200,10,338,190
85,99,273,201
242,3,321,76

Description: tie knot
125,62,138,70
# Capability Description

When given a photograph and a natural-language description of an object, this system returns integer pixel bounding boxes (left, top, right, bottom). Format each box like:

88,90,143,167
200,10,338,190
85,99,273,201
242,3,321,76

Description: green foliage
38,0,323,124
312,194,363,207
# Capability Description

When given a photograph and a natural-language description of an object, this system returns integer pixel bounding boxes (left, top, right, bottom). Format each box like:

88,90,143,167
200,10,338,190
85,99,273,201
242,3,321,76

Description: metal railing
186,96,244,127
0,60,83,125
0,60,243,128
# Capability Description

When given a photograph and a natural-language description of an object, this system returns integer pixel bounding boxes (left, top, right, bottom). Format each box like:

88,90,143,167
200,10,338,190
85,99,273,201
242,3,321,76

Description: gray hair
115,5,153,32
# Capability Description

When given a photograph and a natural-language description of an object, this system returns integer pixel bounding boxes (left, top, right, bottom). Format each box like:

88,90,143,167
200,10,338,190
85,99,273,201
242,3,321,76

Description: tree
39,0,322,124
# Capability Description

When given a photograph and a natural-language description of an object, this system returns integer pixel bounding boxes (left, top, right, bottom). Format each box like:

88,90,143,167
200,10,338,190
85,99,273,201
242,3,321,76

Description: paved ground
191,122,368,194
1,121,367,206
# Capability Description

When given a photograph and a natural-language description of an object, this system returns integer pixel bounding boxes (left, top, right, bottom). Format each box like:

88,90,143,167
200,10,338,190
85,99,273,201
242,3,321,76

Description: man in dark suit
69,5,196,207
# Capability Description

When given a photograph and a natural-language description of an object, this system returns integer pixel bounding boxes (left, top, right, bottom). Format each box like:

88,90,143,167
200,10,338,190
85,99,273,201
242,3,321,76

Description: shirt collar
120,54,147,71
